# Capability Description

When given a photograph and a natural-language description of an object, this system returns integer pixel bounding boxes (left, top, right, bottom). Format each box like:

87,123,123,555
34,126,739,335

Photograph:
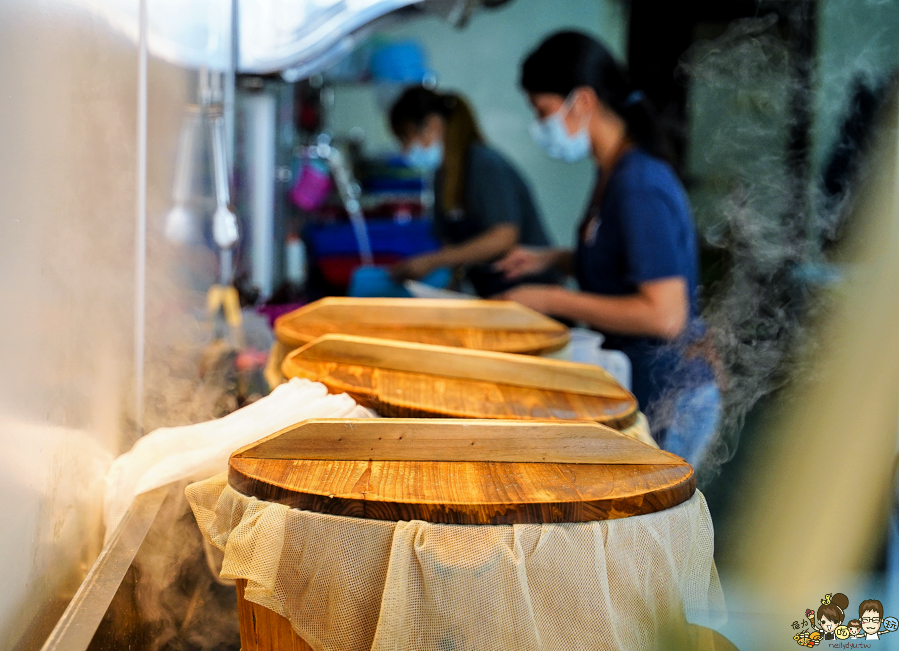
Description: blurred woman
496,31,718,457
389,87,557,297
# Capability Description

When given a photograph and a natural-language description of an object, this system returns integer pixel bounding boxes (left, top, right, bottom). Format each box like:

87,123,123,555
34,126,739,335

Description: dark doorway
627,0,816,189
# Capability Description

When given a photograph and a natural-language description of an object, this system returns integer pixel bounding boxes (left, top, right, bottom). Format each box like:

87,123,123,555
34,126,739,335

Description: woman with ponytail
388,86,556,297
496,31,715,452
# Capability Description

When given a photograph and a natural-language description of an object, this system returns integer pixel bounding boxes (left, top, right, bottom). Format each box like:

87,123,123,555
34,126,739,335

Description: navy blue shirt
575,148,701,411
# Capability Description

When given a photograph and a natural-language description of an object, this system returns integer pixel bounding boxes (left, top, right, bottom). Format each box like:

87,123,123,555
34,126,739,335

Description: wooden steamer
282,334,639,430
228,419,695,651
273,297,570,355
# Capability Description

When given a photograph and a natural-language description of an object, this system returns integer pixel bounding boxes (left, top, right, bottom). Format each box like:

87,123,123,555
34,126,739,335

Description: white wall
0,4,139,648
0,3,210,649
328,0,628,246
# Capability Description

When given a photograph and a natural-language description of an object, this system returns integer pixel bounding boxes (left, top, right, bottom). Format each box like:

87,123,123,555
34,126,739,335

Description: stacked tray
282,335,639,430
274,297,570,355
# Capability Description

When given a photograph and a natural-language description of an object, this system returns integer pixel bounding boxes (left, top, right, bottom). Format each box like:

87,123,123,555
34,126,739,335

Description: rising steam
650,14,891,486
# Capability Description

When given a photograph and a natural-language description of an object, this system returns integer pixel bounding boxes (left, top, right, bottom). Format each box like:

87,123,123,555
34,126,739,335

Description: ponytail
521,30,663,158
389,86,484,212
617,91,662,159
441,94,483,213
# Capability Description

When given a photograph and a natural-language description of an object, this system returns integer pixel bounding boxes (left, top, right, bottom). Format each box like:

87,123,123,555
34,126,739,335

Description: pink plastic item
290,160,332,211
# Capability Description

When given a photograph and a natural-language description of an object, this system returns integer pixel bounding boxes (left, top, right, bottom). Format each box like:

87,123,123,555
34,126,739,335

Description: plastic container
290,159,332,211
347,266,452,298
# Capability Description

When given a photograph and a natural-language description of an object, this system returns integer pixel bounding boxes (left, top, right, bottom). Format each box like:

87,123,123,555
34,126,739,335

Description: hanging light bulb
164,106,202,244
209,68,239,251
210,108,239,249
165,68,238,253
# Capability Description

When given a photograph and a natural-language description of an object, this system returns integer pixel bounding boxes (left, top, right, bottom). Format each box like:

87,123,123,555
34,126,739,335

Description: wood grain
228,419,694,525
232,418,676,465
273,297,569,355
229,458,694,524
236,579,312,651
282,335,638,429
288,335,627,397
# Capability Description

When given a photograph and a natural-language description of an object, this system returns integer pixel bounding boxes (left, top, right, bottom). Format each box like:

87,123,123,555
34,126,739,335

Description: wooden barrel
281,334,639,430
229,419,696,650
273,297,570,355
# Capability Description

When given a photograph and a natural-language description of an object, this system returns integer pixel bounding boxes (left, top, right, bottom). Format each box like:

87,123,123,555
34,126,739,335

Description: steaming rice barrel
187,419,728,651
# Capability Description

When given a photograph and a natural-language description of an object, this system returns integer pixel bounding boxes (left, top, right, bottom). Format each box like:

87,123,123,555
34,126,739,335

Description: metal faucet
302,133,374,266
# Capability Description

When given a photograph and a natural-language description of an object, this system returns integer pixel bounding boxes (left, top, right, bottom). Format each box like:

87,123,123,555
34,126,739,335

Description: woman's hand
391,253,440,281
494,247,556,280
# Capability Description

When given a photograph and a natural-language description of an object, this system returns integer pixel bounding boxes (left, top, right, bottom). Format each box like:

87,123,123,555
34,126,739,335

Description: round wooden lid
273,297,569,355
228,419,694,525
282,335,639,430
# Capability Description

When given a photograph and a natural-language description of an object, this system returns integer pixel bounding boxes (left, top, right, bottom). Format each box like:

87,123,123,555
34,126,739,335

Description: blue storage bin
348,266,453,298
304,218,439,258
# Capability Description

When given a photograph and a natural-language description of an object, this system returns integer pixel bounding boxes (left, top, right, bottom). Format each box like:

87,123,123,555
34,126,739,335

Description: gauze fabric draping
104,378,375,537
187,474,725,651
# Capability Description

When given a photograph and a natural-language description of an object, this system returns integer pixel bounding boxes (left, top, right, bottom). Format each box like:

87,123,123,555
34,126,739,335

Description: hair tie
622,90,646,108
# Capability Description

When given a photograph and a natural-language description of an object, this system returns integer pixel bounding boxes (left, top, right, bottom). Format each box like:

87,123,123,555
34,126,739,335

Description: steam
99,481,241,651
99,335,248,650
650,14,891,486
95,136,252,646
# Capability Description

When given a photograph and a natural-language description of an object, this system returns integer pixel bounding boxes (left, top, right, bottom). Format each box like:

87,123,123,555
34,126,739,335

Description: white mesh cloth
187,474,725,651
104,378,375,537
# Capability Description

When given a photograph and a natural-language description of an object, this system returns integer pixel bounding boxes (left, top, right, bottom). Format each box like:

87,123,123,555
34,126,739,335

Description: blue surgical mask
405,142,444,172
529,93,591,163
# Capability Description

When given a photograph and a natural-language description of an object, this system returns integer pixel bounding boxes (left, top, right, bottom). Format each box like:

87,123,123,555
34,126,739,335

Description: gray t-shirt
434,143,549,248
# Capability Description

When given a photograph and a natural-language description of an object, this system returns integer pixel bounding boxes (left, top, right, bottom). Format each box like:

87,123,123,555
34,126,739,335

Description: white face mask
405,141,444,172
529,92,591,163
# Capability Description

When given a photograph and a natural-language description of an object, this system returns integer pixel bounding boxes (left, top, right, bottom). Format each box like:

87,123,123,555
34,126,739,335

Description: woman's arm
392,223,518,280
503,276,689,340
494,246,574,279
431,223,518,267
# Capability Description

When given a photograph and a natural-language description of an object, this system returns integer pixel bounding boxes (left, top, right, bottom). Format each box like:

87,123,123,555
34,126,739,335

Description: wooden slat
281,297,564,329
273,297,570,354
288,335,631,400
283,358,638,429
229,420,693,526
228,457,695,524
232,418,676,465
